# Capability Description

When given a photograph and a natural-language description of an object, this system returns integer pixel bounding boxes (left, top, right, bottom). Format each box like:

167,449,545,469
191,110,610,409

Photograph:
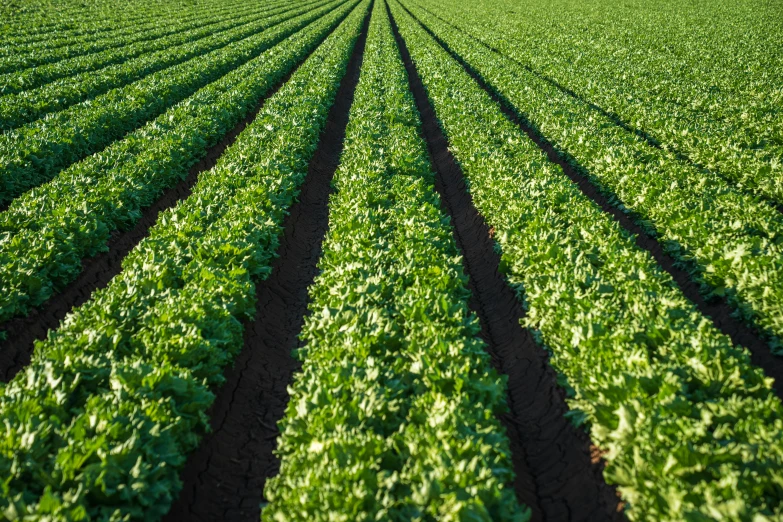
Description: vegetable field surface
0,0,782,520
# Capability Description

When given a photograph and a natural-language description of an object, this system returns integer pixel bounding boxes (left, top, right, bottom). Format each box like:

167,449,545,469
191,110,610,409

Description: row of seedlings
263,2,524,519
0,0,300,96
389,1,783,519
0,0,246,39
0,0,255,73
0,0,345,204
0,0,359,325
416,0,783,204
400,0,783,354
0,0,262,56
0,1,370,519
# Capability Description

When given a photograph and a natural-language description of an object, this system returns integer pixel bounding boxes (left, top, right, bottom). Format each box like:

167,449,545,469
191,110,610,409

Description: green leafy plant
416,0,783,207
400,0,783,356
263,3,526,519
0,0,345,205
0,0,275,94
0,0,355,326
390,1,783,519
0,2,369,518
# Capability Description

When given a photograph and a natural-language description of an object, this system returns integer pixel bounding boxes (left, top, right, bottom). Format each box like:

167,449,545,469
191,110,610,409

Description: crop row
0,0,161,38
262,2,524,519
0,0,254,59
0,0,218,45
400,0,783,356
416,0,783,207
389,1,783,519
0,2,368,519
0,0,331,129
0,0,344,207
0,0,292,96
0,0,270,74
0,0,356,327
1,0,201,30
0,8,235,75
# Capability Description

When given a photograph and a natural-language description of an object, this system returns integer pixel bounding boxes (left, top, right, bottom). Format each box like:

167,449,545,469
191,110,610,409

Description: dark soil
162,7,370,522
398,2,783,402
0,42,308,382
388,4,625,521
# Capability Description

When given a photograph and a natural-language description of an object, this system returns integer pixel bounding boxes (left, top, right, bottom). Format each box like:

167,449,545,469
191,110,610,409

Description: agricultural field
0,0,782,519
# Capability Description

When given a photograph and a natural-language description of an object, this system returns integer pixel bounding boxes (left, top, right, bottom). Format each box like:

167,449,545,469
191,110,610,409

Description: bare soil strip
162,9,371,522
388,4,625,521
402,5,783,401
0,36,325,382
406,2,782,214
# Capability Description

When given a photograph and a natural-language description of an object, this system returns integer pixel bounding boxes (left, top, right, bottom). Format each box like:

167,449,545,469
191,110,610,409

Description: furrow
389,4,624,520
397,2,783,397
